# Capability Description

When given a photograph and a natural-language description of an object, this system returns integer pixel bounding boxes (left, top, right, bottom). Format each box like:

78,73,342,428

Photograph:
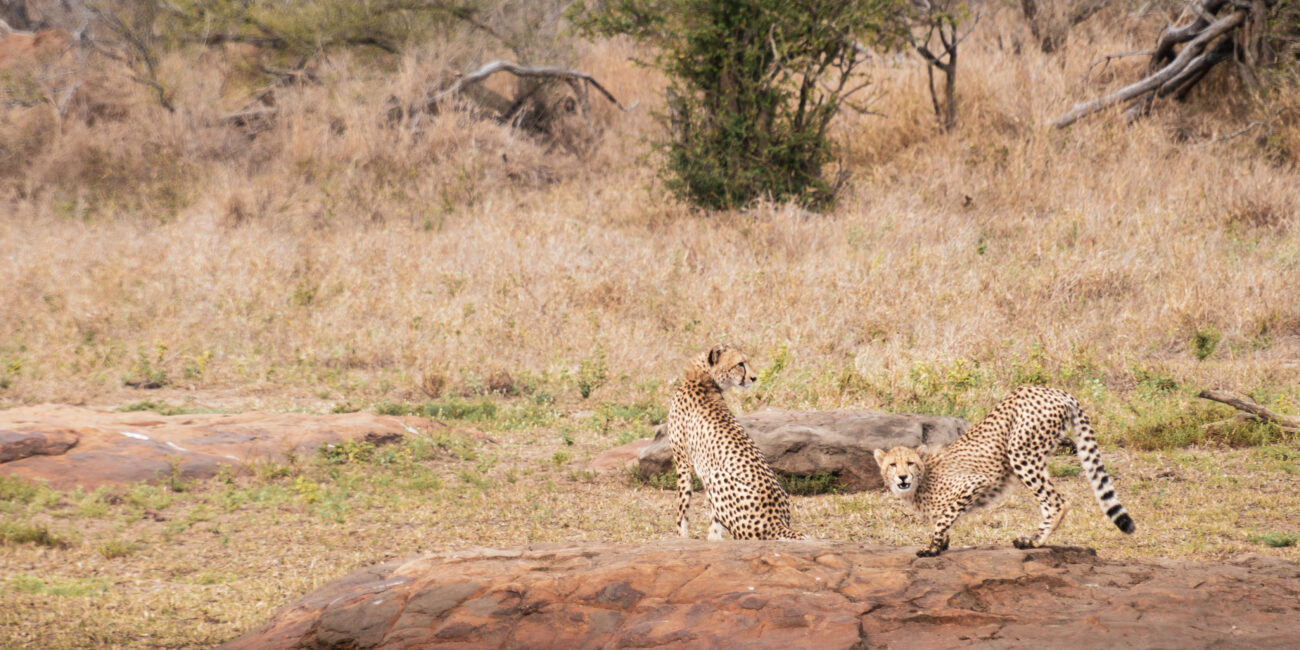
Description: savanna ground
2,1,1300,647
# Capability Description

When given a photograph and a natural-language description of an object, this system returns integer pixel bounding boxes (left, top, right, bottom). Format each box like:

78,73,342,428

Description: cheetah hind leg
707,515,728,541
674,456,694,538
1011,459,1070,549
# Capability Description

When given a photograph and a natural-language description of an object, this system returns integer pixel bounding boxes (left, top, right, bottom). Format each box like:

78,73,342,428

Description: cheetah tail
1070,403,1136,535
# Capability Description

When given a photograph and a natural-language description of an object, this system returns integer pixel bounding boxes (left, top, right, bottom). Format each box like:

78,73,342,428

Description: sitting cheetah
874,385,1135,557
666,345,804,540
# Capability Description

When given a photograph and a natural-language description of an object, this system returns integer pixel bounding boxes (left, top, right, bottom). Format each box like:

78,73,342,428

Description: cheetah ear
708,345,727,366
873,448,886,465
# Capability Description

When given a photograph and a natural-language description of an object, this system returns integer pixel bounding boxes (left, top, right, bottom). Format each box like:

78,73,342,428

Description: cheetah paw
1012,537,1037,549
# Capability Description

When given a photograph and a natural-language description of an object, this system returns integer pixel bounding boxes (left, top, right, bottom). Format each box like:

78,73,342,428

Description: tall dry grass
1,7,1297,430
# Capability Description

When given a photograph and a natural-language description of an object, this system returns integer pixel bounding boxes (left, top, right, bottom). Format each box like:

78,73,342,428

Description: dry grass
2,3,1299,647
1,10,1297,425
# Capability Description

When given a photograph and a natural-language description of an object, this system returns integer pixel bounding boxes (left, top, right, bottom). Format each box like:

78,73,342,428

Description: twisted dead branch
1053,5,1246,128
1199,389,1300,433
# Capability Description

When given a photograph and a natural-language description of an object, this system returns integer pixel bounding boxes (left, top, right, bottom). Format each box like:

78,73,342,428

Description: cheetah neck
679,365,724,397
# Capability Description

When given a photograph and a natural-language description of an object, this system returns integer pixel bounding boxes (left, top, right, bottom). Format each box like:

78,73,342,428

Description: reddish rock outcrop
636,409,970,492
222,540,1300,649
0,405,435,489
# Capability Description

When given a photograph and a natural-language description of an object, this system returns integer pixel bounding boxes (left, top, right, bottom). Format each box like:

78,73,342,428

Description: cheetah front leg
918,484,984,557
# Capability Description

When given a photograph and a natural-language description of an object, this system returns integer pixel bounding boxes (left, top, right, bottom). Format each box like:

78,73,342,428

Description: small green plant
1134,367,1178,395
1191,324,1222,361
1247,531,1299,547
182,349,213,380
577,347,608,399
550,449,572,465
124,345,170,388
1010,344,1051,386
163,458,192,493
292,476,321,503
75,489,113,518
1049,459,1082,477
318,438,376,465
97,539,137,559
125,483,175,511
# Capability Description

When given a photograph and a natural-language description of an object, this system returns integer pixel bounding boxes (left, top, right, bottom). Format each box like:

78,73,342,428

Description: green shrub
571,0,899,209
1191,325,1222,361
1248,531,1299,547
0,521,72,548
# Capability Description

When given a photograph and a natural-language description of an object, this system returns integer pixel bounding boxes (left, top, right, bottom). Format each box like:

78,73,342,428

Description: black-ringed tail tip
1111,508,1136,534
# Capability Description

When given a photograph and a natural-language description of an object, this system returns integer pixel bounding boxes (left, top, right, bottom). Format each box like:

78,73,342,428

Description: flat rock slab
637,409,970,492
222,540,1300,649
0,404,434,490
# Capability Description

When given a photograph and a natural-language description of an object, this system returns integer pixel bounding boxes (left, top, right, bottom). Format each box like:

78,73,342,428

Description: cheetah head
705,344,757,391
873,447,925,497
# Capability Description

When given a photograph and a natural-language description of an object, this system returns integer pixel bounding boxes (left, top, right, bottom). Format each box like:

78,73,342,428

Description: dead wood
1053,7,1245,128
1198,389,1300,432
417,60,632,114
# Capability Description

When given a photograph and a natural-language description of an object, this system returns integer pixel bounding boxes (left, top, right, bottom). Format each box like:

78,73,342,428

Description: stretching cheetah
666,345,803,540
874,385,1135,557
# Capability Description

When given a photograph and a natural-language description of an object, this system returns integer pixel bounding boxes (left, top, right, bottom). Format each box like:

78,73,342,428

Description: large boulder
637,409,969,492
221,540,1300,649
0,404,436,490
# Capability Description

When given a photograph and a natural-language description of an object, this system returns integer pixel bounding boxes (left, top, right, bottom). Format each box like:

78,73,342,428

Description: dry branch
421,60,632,112
1198,389,1300,432
1053,8,1244,128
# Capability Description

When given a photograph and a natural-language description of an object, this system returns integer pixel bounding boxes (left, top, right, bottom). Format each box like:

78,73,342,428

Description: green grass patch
1121,400,1294,450
175,571,236,585
7,574,109,597
0,521,72,548
778,472,841,496
0,474,48,504
1248,531,1299,548
115,400,212,416
377,398,499,422
632,470,702,492
1049,459,1083,477
632,470,839,496
97,539,137,559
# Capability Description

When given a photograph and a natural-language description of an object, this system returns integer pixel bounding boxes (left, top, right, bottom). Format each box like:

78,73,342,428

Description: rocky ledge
221,540,1300,649
0,404,433,489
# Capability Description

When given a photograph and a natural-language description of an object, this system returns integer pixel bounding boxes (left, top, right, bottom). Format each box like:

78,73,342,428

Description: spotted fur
667,345,804,540
874,385,1135,557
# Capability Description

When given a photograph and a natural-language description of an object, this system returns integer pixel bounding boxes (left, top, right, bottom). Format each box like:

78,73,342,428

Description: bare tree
906,0,981,132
